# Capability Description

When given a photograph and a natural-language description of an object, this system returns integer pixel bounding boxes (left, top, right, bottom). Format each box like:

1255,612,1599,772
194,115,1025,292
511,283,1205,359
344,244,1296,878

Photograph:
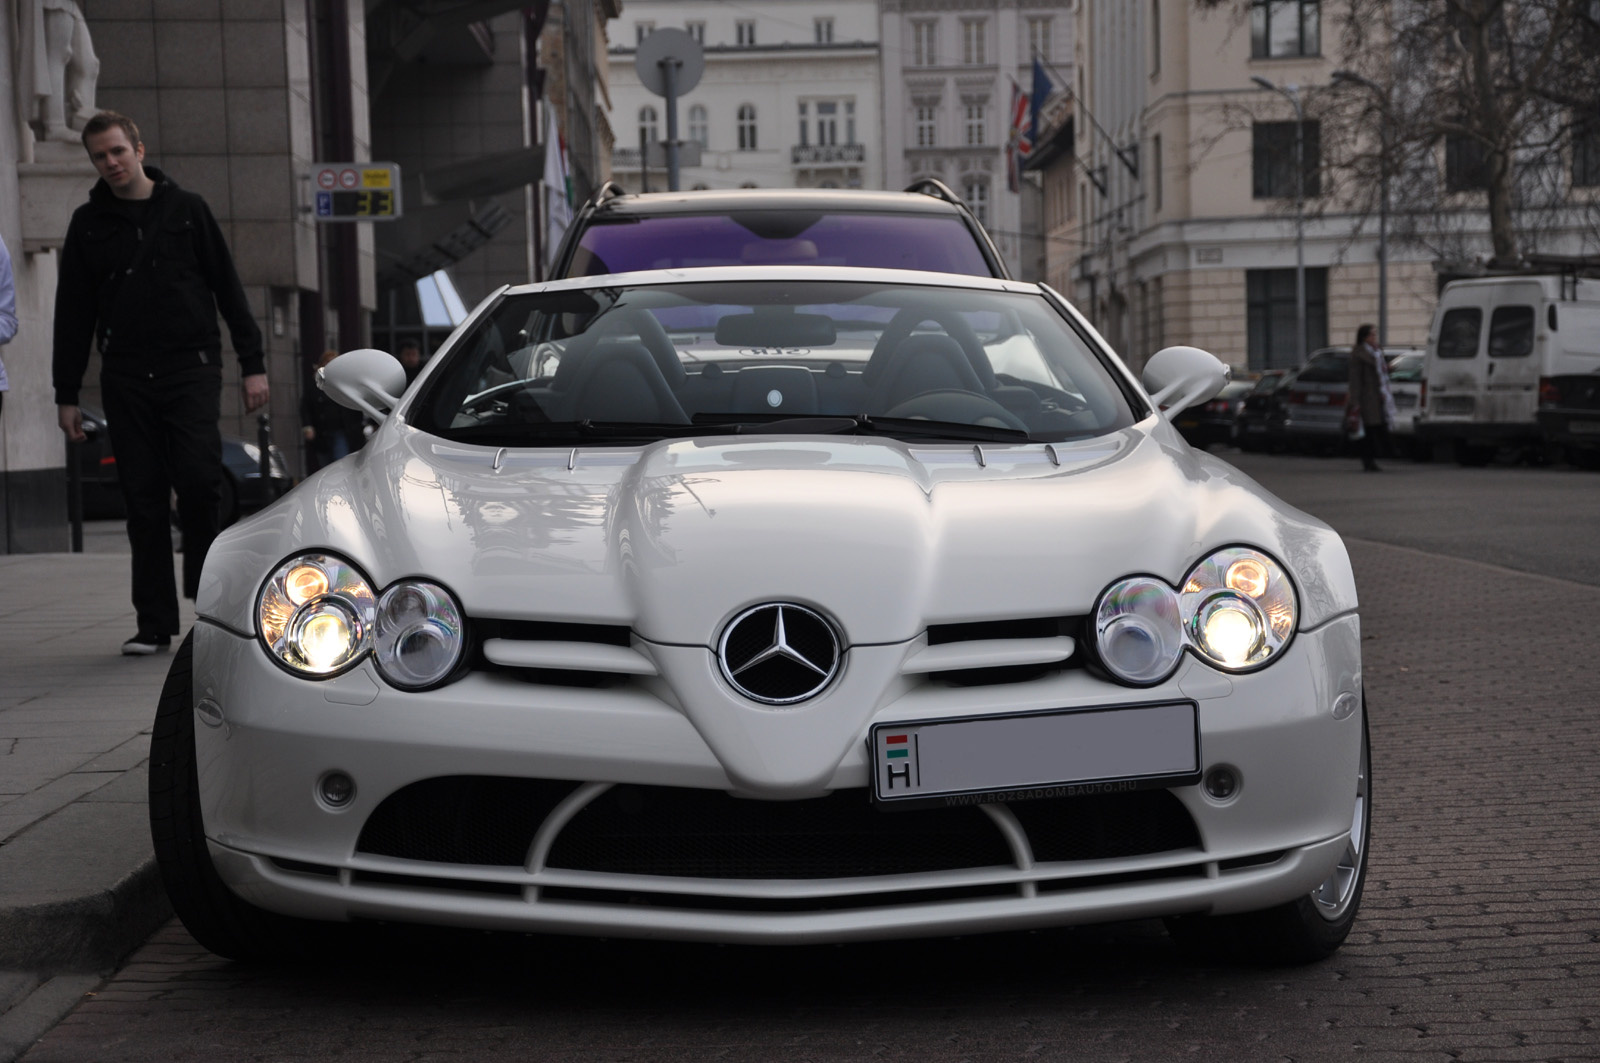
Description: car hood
201,419,1356,644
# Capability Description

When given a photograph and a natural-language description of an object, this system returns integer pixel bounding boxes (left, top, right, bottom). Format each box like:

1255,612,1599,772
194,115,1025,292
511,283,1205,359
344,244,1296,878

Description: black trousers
1357,422,1391,469
101,364,223,636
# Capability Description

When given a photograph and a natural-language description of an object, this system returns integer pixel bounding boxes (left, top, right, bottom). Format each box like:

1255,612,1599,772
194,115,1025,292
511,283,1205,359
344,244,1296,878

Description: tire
148,632,320,960
1167,711,1370,966
1454,441,1495,467
218,473,239,527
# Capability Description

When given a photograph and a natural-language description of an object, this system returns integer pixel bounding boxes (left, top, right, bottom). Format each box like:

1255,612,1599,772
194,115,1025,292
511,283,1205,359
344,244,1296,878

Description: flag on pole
542,100,572,270
1007,77,1032,192
1029,58,1053,150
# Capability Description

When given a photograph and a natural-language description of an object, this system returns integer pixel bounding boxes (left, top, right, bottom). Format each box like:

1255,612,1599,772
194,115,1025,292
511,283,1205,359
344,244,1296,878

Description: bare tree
1200,0,1600,265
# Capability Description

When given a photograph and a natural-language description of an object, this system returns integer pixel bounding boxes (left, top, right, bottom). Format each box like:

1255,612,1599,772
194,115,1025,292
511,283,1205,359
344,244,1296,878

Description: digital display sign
310,164,403,221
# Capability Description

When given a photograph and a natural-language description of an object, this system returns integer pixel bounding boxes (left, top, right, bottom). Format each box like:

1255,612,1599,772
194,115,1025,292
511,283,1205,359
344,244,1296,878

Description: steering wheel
884,390,1030,432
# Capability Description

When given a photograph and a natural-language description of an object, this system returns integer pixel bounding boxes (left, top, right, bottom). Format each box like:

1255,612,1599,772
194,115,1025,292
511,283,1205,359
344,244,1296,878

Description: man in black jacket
53,111,269,655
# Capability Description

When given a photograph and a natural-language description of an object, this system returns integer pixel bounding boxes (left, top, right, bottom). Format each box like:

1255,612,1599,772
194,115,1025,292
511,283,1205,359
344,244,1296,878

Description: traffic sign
308,162,404,221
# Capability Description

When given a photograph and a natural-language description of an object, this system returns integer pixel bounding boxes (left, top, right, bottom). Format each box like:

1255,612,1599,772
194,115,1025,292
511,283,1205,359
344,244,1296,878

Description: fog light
1203,765,1240,801
318,771,356,809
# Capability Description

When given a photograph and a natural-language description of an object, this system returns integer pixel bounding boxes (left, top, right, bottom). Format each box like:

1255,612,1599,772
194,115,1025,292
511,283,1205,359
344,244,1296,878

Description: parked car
1420,274,1600,465
1282,346,1424,454
152,265,1369,969
72,406,292,524
1235,368,1296,452
1175,379,1252,449
549,180,1010,281
1386,351,1427,457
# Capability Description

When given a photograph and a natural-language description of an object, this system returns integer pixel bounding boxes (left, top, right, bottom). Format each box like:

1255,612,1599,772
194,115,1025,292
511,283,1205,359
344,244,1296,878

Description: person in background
1345,323,1393,473
52,110,267,655
300,348,361,471
0,234,16,422
397,338,424,384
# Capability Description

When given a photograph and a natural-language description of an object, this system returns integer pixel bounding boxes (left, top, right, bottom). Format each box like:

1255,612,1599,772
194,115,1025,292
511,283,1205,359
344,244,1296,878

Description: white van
1417,274,1600,465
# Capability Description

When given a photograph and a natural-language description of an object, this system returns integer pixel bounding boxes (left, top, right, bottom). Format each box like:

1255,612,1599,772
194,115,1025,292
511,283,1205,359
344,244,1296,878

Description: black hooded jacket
52,166,264,406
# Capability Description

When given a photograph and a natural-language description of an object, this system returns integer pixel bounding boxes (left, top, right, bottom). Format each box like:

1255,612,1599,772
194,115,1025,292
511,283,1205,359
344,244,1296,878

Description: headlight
374,580,466,689
1180,547,1297,671
1093,576,1185,685
258,554,376,676
1092,547,1298,684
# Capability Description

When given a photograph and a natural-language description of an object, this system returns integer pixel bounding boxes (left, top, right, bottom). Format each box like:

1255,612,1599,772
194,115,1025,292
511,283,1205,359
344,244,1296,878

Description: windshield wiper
690,413,1033,445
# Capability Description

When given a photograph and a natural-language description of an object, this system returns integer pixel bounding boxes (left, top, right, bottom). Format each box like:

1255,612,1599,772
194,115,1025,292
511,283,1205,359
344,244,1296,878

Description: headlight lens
374,581,465,689
258,554,376,676
1093,576,1185,684
1093,547,1298,683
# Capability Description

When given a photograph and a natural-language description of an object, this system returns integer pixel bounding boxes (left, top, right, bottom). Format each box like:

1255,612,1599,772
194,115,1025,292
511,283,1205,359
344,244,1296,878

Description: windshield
410,279,1141,446
566,212,994,278
1295,352,1349,384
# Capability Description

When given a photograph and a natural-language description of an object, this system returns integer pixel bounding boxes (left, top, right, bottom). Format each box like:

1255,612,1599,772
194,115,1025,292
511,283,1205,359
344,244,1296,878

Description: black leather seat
549,341,689,423
865,333,986,413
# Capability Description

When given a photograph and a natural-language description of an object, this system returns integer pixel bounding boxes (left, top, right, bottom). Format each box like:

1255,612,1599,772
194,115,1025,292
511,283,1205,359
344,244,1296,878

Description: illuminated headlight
1180,547,1297,671
257,554,376,676
374,581,466,689
1093,576,1185,685
1092,547,1298,684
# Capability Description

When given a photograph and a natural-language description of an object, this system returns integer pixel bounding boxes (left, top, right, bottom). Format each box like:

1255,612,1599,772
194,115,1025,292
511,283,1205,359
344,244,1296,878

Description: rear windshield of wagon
565,211,996,278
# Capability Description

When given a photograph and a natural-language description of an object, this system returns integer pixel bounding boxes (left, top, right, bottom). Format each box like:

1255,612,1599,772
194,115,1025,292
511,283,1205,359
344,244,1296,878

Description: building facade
608,0,884,195
880,0,1071,278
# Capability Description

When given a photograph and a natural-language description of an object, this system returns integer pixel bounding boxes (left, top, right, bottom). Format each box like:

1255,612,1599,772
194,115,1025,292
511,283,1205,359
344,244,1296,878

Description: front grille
357,776,578,866
1009,789,1200,862
546,786,1013,878
354,778,1203,884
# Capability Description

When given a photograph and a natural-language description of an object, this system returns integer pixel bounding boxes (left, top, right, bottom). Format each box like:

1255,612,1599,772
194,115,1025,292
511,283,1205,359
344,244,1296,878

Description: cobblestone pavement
19,459,1600,1063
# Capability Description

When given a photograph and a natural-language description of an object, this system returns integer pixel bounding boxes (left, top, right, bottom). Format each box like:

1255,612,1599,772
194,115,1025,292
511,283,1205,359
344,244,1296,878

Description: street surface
22,451,1600,1062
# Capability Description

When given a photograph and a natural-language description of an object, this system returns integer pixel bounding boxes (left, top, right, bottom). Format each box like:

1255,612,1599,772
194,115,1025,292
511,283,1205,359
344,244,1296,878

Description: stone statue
19,0,101,143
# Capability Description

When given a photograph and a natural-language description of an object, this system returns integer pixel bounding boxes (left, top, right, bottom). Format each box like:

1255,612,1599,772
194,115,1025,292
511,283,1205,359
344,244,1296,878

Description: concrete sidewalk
0,533,191,983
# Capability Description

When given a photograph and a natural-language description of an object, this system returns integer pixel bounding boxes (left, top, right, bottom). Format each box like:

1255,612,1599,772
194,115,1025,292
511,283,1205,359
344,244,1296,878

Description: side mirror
1142,346,1231,420
319,349,408,421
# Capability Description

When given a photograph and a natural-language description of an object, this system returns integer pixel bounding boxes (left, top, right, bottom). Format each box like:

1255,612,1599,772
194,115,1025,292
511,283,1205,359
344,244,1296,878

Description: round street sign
635,28,704,97
339,168,359,189
317,169,337,189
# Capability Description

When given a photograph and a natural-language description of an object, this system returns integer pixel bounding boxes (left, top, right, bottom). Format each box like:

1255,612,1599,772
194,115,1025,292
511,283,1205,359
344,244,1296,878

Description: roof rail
584,181,626,211
903,178,964,207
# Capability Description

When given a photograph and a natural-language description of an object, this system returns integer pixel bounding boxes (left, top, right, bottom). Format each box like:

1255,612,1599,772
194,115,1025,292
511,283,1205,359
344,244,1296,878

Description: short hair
81,111,142,150
1356,323,1377,345
397,339,422,353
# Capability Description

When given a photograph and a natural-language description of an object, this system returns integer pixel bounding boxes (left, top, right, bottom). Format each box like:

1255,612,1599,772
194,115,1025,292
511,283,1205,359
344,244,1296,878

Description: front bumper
1537,409,1600,450
191,614,1364,942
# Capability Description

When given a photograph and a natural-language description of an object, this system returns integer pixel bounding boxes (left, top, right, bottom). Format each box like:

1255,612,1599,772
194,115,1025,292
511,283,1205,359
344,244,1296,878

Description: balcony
791,143,865,165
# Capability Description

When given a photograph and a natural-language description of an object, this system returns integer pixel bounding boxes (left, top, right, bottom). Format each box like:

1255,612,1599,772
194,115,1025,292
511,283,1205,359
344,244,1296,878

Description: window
1445,131,1490,192
815,17,834,44
1488,306,1534,358
1250,0,1320,58
1246,267,1329,369
915,106,938,147
846,101,856,144
689,105,708,149
635,21,653,45
963,178,989,225
961,19,987,65
686,21,705,44
737,104,758,150
798,102,809,147
1152,134,1163,210
912,20,937,65
816,101,838,146
638,106,659,147
736,20,756,46
965,103,986,146
1252,120,1321,198
1150,0,1161,76
1027,17,1052,60
1436,308,1482,359
1575,116,1600,187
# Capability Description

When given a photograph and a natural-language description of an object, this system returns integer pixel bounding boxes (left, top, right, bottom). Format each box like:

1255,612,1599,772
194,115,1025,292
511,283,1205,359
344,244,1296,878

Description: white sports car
150,266,1368,964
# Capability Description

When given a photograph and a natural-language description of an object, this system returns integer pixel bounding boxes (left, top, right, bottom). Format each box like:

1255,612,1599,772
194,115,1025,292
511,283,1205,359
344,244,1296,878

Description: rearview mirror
319,349,408,421
1141,346,1231,420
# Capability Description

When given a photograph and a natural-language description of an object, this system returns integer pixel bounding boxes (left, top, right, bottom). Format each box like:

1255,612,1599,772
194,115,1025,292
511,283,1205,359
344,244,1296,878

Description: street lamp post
1251,75,1306,367
1332,69,1389,347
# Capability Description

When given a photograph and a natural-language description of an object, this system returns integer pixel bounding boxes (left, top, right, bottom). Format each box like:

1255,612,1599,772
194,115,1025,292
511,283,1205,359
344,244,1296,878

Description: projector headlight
373,580,466,690
1092,547,1298,684
257,553,376,676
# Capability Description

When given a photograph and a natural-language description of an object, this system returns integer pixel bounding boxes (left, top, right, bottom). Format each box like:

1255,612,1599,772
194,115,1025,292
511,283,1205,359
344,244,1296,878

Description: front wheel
148,632,322,960
1167,711,1370,965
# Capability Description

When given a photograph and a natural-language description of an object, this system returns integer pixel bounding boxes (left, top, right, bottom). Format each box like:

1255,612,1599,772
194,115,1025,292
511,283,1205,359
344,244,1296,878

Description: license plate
1570,420,1600,435
1304,393,1330,404
870,702,1200,807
